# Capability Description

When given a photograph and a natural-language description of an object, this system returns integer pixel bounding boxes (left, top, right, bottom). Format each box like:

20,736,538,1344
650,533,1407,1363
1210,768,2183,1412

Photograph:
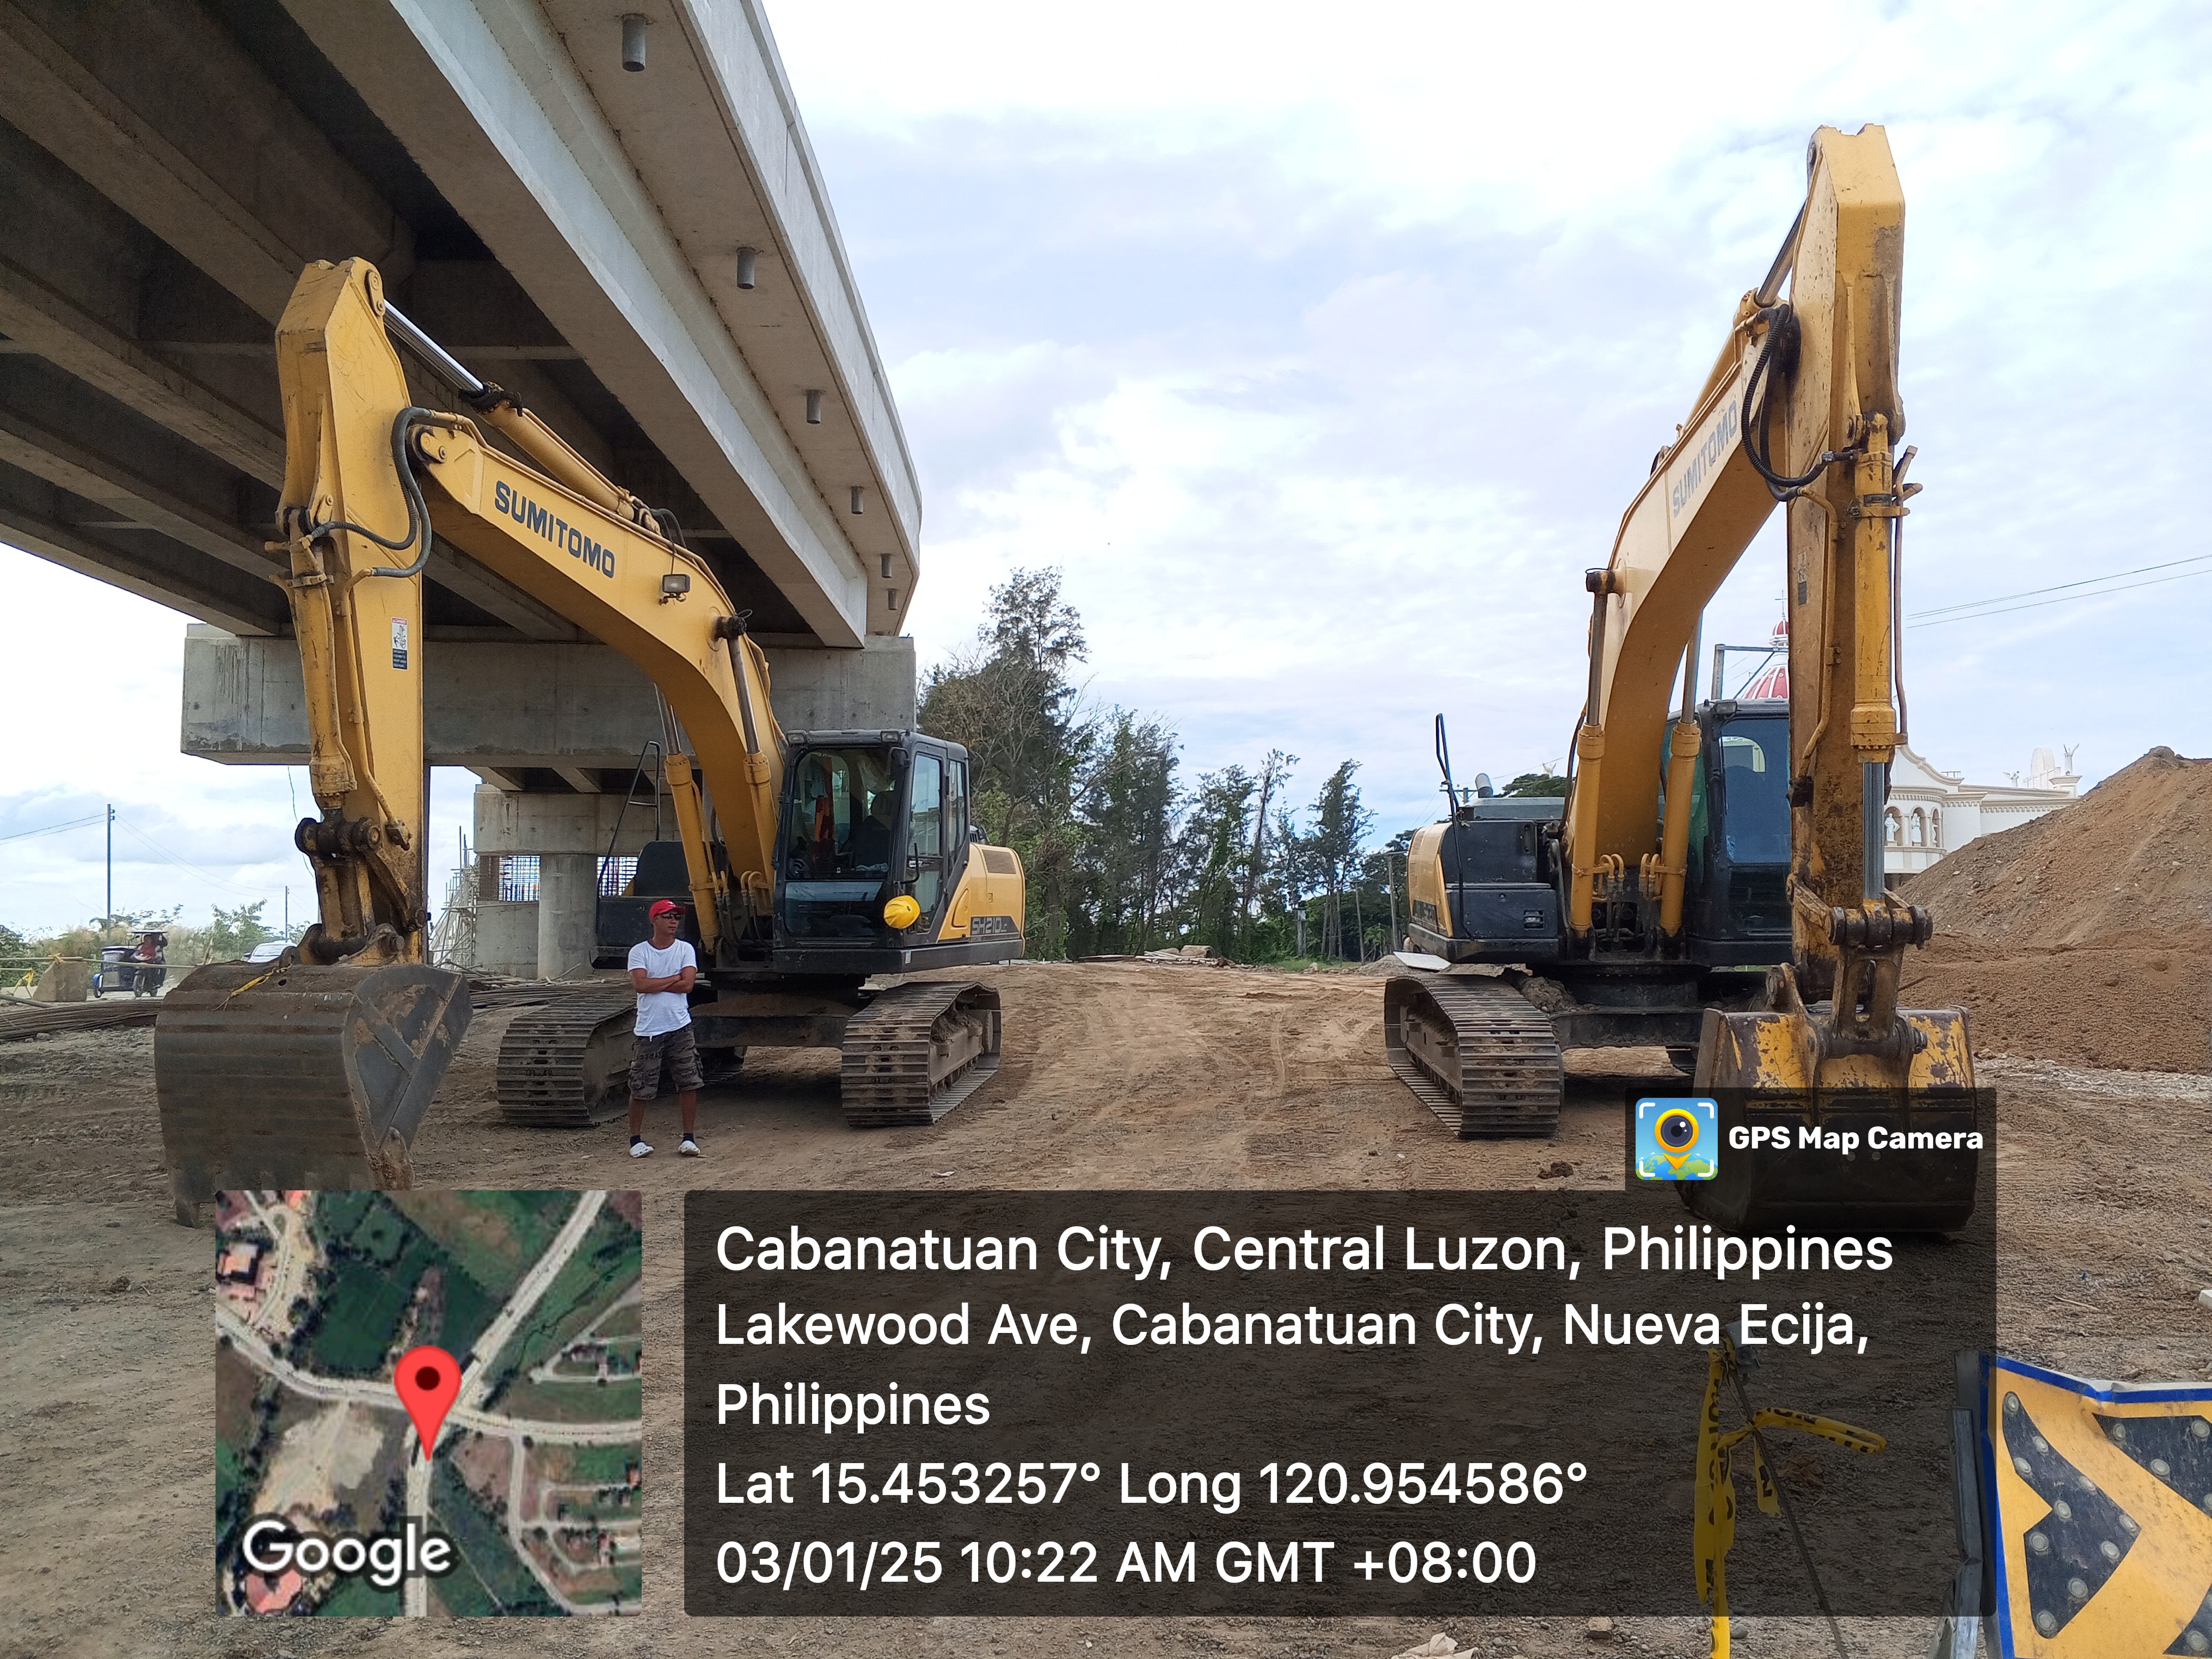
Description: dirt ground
1900,746,2212,1074
2,958,2208,1658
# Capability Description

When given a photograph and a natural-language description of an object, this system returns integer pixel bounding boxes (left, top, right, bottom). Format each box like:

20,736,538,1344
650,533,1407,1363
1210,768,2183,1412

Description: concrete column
475,900,538,978
537,853,599,981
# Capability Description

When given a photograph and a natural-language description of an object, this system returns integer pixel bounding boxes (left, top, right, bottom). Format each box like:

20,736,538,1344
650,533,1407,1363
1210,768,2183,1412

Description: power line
1907,551,2212,621
0,812,105,844
1908,565,2212,628
110,816,278,901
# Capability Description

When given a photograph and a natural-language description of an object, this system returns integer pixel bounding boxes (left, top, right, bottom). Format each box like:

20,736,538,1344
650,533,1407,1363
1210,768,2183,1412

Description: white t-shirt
628,938,697,1036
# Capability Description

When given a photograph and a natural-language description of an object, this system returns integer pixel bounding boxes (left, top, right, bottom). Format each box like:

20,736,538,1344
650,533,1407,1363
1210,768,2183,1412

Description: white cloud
2,0,2204,918
0,550,477,937
787,0,2212,827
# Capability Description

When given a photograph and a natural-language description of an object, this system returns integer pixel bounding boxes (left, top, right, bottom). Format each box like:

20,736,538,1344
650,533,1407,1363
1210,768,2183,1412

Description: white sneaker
629,1137,653,1158
679,1136,702,1157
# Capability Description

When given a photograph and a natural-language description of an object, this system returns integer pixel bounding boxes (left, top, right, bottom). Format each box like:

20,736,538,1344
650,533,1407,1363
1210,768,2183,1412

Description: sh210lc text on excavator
155,259,1024,1222
1387,126,1977,1232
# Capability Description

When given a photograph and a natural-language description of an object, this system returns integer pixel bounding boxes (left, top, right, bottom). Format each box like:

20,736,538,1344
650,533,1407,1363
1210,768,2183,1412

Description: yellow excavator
1388,125,1978,1231
155,259,1024,1221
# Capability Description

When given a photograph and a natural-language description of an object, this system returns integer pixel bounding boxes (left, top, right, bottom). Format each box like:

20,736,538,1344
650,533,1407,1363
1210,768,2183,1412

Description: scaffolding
428,832,478,970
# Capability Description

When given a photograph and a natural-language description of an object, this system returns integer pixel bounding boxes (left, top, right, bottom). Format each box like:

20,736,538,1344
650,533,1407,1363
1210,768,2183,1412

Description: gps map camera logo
1634,1097,1718,1181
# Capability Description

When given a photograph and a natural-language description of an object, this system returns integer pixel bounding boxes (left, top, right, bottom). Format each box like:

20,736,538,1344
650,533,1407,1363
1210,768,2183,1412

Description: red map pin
395,1344,462,1459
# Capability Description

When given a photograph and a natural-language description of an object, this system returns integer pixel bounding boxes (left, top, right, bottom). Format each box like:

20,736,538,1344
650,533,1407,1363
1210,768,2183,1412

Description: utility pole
105,803,114,937
1387,854,1398,948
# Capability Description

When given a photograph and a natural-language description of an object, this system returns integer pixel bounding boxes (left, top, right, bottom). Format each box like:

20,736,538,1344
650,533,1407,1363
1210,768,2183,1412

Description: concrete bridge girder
281,0,915,646
1,0,919,657
181,624,918,981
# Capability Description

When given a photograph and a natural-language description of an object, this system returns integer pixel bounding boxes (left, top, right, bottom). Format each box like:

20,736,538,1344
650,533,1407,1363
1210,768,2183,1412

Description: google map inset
214,1190,643,1617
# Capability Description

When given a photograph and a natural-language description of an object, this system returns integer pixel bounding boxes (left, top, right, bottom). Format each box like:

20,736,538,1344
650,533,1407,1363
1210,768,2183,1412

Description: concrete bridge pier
471,785,675,981
536,852,601,981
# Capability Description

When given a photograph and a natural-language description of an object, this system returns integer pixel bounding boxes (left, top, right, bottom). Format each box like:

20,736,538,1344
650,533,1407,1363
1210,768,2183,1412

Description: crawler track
840,980,1002,1127
1383,973,1563,1138
494,991,637,1128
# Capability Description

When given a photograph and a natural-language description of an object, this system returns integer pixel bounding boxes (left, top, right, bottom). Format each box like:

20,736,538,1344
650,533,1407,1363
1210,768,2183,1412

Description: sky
3,0,2208,933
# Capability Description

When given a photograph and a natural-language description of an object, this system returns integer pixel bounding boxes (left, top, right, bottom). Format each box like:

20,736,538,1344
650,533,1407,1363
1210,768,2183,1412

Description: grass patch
548,1442,643,1488
496,1376,641,1424
431,1550,500,1617
483,1206,641,1408
216,1438,242,1513
316,1574,402,1618
431,1264,500,1366
592,1299,642,1339
215,1343,257,1447
302,1193,505,1377
433,1459,562,1615
305,1257,415,1374
390,1191,569,1301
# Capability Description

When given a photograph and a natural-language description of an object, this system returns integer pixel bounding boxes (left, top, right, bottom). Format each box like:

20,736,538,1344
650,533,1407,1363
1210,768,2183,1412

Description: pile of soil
1900,746,2212,1073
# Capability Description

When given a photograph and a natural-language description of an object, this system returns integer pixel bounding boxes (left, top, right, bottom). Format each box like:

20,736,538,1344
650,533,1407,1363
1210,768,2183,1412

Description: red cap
648,899,686,919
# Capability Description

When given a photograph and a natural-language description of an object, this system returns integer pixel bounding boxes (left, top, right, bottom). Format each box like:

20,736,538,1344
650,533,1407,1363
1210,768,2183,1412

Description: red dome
1742,617,1787,701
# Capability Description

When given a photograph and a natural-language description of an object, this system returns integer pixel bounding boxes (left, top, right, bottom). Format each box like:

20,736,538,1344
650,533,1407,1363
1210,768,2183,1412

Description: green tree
202,900,273,962
1356,828,1417,957
920,568,1093,955
1173,765,1255,958
1240,749,1296,923
1300,761,1375,960
1071,712,1179,956
1502,770,1569,797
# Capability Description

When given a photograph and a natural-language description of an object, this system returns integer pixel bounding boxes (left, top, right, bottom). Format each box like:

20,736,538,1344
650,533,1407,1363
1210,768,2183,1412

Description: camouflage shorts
629,1024,703,1099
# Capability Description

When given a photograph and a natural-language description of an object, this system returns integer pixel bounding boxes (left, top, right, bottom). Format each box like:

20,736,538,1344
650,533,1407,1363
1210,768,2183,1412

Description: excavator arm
1548,125,1975,1231
156,257,789,1218
1564,126,1954,1062
287,257,785,947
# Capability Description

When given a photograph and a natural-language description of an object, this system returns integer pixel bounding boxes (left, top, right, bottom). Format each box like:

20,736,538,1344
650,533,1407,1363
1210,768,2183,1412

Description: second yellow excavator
155,259,1025,1221
1388,125,1979,1232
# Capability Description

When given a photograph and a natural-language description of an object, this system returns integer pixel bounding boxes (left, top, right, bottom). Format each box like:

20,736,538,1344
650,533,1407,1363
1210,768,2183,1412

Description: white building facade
1883,744,2079,878
1726,619,2078,879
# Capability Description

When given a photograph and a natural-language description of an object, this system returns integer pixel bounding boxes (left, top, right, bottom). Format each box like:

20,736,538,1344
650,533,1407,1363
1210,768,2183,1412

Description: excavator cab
1670,699,1792,963
776,733,967,946
1409,701,1793,970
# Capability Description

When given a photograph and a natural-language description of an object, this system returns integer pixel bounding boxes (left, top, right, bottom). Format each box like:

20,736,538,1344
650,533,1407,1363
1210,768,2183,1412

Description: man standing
626,899,702,1158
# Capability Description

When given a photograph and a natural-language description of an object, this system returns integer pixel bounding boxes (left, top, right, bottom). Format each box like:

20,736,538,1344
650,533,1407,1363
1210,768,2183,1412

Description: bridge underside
0,0,920,656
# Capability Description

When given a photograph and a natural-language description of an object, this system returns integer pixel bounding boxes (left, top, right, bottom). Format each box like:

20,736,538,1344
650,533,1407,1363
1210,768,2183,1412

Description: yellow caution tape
1694,1342,1884,1630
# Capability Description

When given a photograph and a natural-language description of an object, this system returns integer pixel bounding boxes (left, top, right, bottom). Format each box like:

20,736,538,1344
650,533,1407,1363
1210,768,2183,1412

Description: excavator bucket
155,960,471,1223
1685,1002,1981,1233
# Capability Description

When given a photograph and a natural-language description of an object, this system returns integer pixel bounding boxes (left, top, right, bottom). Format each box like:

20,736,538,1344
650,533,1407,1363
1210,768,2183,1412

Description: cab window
1715,720,1789,864
781,746,900,939
911,754,944,912
948,759,969,860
